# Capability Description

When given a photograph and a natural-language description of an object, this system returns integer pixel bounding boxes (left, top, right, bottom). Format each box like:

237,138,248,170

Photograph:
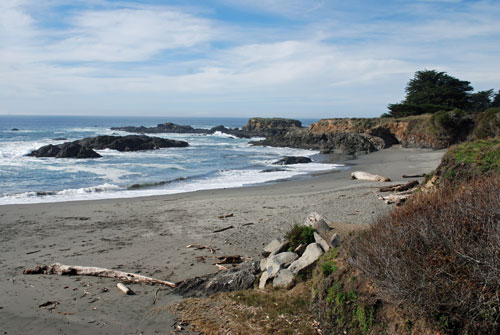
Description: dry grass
171,282,321,335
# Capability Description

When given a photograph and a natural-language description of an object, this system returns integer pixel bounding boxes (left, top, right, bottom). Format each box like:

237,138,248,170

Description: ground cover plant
350,176,500,334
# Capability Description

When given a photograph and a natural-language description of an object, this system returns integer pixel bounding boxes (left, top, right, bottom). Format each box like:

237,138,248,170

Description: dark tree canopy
492,90,500,108
385,70,496,118
405,70,473,108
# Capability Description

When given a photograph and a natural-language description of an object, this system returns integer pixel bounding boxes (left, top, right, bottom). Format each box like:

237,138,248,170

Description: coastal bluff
252,114,471,154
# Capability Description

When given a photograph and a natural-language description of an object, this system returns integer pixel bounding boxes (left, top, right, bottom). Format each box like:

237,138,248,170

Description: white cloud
0,0,499,117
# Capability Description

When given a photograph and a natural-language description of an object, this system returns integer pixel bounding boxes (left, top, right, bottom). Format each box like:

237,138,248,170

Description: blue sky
0,0,499,118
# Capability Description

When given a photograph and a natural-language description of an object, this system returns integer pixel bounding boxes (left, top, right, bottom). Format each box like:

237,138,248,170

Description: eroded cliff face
309,116,450,149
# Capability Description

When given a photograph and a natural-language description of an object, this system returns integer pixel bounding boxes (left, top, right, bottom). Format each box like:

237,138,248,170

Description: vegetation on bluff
386,70,499,118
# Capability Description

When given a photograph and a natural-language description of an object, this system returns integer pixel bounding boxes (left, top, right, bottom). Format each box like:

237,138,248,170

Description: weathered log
351,171,391,182
213,225,234,233
24,263,176,288
117,283,134,295
379,180,419,192
217,213,234,219
186,244,215,254
402,173,426,178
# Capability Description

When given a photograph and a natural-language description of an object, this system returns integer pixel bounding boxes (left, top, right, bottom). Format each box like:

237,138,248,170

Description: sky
0,0,499,118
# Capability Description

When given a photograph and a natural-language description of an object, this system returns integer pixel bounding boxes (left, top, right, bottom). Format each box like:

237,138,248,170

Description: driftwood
374,190,416,205
217,213,234,219
215,264,228,271
216,255,243,264
186,244,215,254
24,263,176,288
402,173,426,178
379,180,419,192
351,171,391,182
116,283,133,295
213,225,234,233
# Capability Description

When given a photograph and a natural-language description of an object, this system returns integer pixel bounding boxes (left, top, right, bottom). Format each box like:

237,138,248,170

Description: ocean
0,115,344,205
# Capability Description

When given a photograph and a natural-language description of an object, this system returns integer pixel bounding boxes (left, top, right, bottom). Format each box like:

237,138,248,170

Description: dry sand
0,146,445,334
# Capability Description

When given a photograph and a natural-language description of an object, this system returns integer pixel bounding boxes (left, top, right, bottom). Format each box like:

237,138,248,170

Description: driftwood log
379,180,419,192
402,173,426,178
351,171,391,182
24,263,176,288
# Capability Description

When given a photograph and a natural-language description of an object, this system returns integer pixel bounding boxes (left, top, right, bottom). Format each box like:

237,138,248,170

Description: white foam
0,161,344,205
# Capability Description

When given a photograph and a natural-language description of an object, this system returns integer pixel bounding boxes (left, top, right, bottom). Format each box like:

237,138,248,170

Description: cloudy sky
1,0,499,118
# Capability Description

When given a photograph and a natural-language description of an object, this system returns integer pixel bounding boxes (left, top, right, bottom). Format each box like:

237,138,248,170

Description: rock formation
28,135,189,158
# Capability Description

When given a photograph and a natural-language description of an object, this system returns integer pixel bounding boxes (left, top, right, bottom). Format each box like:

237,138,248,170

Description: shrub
473,108,500,139
286,224,315,250
350,176,500,334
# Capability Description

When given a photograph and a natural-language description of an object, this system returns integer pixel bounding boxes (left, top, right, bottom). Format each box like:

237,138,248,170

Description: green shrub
473,108,500,139
285,224,315,250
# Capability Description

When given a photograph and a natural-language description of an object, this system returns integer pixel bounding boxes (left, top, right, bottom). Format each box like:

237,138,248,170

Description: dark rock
112,118,304,139
52,137,68,141
243,118,302,132
252,128,385,155
260,168,287,173
111,122,205,134
79,135,188,152
273,156,312,165
28,143,102,159
11,128,19,131
28,135,188,158
173,263,258,298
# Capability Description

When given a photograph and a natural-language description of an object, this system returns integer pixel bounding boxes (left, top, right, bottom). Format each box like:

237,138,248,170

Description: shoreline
0,146,445,334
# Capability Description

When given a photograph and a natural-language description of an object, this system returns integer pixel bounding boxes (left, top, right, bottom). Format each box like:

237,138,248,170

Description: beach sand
0,146,445,334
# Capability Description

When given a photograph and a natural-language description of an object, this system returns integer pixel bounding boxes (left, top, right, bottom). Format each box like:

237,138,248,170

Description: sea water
0,116,344,205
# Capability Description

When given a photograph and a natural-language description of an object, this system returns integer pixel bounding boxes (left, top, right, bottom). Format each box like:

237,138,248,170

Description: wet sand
0,146,445,334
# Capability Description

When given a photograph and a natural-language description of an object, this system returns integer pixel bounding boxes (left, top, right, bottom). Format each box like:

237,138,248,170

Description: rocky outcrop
309,115,458,149
112,118,303,139
252,128,385,155
111,122,206,134
28,143,102,159
243,118,302,132
273,156,312,165
28,135,189,158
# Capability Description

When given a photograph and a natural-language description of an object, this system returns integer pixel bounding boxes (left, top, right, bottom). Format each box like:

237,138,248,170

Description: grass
435,139,500,183
172,283,319,335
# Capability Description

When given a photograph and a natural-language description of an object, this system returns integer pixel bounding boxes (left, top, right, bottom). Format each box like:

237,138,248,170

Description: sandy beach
0,146,445,334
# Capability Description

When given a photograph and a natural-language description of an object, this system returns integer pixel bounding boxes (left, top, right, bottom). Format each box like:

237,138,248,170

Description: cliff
254,113,474,154
309,115,452,149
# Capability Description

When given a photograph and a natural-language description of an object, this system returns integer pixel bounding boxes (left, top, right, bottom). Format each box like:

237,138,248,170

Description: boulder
273,269,295,289
273,156,312,165
262,238,289,257
262,252,298,278
305,212,332,240
174,263,258,298
294,243,307,256
288,243,324,275
329,233,341,248
314,232,330,252
259,271,270,289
